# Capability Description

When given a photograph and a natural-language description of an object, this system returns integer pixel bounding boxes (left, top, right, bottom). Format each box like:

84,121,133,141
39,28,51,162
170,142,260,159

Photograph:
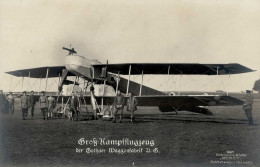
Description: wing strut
45,68,49,92
55,73,62,107
101,78,107,111
71,76,77,94
139,70,143,96
58,73,61,93
38,78,42,95
9,76,13,92
167,65,170,94
178,71,182,95
115,71,120,95
82,78,90,120
22,76,24,91
27,71,30,92
126,65,131,95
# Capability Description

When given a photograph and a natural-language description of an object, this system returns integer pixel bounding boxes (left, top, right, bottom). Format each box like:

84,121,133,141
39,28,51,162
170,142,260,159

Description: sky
0,0,260,93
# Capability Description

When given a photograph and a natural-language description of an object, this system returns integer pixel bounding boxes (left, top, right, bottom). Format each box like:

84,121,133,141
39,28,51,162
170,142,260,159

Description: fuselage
65,55,101,79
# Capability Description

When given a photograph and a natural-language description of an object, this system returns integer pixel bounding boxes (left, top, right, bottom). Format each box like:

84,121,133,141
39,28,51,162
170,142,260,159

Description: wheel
102,106,113,121
97,115,102,120
103,107,111,117
65,108,71,119
58,113,62,118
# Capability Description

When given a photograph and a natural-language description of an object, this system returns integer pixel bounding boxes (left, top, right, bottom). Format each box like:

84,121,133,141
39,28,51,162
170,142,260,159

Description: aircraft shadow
137,117,251,125
21,115,256,125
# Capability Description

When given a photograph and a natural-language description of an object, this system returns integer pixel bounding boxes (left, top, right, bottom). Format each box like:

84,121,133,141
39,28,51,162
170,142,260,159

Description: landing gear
95,105,114,121
94,108,101,120
102,106,114,121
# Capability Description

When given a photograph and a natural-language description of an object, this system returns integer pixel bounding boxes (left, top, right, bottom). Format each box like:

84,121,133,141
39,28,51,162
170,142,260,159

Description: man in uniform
243,90,254,126
0,90,7,115
47,94,56,120
8,92,15,114
28,91,36,116
70,92,79,121
112,90,125,123
21,91,29,120
39,91,48,120
127,93,138,123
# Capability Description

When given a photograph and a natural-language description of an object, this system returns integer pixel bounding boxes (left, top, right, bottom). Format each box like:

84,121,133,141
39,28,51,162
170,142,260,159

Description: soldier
20,91,29,120
243,90,254,126
47,94,56,120
28,91,36,116
127,93,138,123
8,92,15,114
112,90,124,123
0,90,7,115
70,92,79,121
39,91,48,120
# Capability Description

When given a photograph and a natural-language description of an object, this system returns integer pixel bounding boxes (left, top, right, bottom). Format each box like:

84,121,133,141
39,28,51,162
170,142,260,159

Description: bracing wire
28,79,40,91
46,78,59,92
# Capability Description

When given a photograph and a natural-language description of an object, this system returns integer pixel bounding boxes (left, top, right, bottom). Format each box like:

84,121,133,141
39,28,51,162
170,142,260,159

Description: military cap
246,90,252,93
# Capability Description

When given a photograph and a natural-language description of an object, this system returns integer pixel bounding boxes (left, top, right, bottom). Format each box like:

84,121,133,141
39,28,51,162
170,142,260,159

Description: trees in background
253,79,260,93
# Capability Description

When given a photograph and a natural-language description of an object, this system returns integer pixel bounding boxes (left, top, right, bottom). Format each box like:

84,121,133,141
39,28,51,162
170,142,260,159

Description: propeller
62,47,77,55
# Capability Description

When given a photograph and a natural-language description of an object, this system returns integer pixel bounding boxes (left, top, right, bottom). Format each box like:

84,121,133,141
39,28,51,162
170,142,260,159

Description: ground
0,100,260,167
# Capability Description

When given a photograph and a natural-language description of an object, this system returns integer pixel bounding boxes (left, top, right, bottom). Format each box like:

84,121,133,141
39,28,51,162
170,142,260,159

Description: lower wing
19,94,243,107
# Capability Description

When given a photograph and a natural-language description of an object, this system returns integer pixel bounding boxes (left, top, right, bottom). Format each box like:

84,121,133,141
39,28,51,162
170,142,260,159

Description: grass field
0,100,259,167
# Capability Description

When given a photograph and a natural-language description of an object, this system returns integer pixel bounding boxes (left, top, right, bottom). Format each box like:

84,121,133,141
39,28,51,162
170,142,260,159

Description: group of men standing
38,91,56,120
20,91,37,120
20,91,56,120
112,90,138,123
19,91,81,121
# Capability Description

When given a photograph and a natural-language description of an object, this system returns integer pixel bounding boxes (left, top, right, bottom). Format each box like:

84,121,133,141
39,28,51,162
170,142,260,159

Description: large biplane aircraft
6,47,255,119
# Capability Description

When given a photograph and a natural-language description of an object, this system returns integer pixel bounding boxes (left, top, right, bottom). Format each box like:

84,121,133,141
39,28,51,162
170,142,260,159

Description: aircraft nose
65,55,92,78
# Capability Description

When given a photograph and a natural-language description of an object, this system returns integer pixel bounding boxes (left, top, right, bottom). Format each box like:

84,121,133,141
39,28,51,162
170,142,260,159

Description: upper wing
93,63,254,75
5,66,75,78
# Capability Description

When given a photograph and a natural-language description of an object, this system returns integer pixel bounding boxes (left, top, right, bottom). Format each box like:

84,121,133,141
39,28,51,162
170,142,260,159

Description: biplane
5,47,255,120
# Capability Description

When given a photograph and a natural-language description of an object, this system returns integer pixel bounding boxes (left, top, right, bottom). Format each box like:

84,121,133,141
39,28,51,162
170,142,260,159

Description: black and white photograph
0,0,260,166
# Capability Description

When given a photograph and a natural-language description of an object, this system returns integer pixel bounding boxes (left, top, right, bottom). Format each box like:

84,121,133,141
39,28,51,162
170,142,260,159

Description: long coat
28,95,36,106
21,96,29,109
127,96,138,111
243,95,253,110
